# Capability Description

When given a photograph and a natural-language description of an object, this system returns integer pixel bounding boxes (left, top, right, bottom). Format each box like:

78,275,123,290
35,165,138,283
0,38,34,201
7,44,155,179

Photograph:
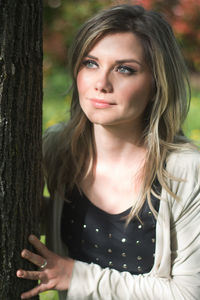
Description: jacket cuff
67,260,96,299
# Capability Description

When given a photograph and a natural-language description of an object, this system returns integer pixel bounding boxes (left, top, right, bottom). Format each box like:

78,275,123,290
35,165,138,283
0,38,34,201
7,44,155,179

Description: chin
84,113,112,125
90,119,121,127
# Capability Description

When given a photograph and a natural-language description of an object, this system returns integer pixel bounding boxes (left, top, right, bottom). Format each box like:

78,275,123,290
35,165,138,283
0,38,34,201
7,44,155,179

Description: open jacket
43,125,200,300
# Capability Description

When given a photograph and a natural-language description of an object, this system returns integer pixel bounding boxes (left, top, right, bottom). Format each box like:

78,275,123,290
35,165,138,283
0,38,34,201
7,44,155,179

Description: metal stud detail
152,238,155,243
137,266,142,272
94,244,99,248
123,264,127,269
121,238,126,243
138,224,142,229
95,228,99,232
137,256,142,261
136,240,141,245
108,249,112,253
108,233,112,238
121,252,126,257
83,224,87,228
109,261,113,266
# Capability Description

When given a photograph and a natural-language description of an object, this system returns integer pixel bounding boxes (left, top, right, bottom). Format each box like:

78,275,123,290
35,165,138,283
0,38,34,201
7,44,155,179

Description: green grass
40,291,59,300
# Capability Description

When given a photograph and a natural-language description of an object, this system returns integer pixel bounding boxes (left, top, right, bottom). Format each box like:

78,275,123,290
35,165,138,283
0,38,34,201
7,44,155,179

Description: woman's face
77,32,153,130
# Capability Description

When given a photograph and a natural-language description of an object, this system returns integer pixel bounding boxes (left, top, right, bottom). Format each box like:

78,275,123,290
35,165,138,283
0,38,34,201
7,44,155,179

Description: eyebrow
85,54,142,66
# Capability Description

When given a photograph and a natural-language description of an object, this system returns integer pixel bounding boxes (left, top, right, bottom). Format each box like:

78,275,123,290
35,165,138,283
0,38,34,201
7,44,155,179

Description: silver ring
40,259,47,270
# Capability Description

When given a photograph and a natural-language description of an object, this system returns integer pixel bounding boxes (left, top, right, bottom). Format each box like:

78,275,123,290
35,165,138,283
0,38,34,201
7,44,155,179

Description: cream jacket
43,126,200,300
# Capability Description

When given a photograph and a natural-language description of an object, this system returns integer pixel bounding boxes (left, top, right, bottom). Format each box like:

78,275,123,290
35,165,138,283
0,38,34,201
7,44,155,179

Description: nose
94,71,113,93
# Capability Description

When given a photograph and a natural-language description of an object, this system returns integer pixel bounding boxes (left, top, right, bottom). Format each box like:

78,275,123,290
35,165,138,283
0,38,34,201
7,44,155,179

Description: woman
17,4,200,300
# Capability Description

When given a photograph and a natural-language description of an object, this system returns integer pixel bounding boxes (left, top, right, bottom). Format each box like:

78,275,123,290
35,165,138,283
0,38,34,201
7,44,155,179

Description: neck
93,123,146,164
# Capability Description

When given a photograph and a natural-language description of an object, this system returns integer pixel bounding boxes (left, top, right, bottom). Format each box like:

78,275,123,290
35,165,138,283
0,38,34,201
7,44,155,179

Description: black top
61,184,160,275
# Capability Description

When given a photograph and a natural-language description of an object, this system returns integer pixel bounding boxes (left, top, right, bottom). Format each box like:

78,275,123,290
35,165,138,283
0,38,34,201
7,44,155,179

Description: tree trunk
0,1,43,299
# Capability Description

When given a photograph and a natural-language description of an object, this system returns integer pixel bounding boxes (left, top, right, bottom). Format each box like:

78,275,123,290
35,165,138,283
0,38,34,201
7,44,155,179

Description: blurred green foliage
183,88,200,144
43,67,71,130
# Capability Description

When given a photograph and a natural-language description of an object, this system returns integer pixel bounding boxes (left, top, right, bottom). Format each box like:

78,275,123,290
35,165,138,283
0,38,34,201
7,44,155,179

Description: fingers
16,267,56,299
28,235,50,258
16,235,54,299
16,269,44,281
21,249,47,269
20,283,49,299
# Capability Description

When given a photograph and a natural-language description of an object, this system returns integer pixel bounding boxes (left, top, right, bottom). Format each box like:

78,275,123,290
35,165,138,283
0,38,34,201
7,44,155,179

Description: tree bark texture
0,1,43,299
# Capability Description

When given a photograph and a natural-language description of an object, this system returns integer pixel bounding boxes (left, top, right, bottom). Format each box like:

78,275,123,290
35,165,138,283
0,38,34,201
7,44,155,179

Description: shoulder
42,122,69,182
166,147,200,178
43,122,67,154
164,149,200,228
165,148,200,209
43,122,66,139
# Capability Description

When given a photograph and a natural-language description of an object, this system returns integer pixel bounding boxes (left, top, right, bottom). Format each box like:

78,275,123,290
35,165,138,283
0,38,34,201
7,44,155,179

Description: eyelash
82,59,137,75
82,59,98,69
116,65,136,75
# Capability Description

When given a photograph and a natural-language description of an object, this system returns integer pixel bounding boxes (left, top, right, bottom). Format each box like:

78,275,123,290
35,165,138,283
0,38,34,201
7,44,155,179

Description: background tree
0,1,43,299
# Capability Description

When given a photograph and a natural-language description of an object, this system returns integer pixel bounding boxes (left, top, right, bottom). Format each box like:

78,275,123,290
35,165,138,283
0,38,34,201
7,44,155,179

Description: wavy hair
43,4,192,221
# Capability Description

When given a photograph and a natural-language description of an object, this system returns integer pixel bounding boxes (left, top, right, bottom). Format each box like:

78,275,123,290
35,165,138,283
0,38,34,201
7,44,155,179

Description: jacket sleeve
67,151,200,300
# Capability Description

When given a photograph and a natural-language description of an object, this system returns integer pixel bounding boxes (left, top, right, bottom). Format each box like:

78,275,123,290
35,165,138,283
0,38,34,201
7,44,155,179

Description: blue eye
82,59,98,69
117,65,136,75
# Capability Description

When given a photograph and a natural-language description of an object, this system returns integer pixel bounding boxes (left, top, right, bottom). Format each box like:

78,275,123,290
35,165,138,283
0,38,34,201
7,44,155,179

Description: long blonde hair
43,4,192,220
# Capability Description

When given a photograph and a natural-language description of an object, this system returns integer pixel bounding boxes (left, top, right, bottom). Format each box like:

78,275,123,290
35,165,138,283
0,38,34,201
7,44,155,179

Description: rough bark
0,1,43,299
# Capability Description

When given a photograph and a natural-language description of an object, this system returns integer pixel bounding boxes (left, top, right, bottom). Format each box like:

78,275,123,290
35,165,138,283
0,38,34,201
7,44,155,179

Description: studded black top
61,185,160,275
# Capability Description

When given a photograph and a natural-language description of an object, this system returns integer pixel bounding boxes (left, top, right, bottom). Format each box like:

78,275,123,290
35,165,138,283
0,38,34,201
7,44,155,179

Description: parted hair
43,4,192,221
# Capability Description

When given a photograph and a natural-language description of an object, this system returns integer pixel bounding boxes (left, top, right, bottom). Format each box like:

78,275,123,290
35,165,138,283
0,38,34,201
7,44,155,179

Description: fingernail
29,234,35,241
22,250,28,258
17,270,24,277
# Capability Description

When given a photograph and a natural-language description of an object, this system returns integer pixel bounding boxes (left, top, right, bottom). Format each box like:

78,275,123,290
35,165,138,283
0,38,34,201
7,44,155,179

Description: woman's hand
16,234,74,299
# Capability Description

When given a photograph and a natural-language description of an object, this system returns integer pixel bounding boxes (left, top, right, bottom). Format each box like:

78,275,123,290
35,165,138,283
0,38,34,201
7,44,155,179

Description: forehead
87,32,145,61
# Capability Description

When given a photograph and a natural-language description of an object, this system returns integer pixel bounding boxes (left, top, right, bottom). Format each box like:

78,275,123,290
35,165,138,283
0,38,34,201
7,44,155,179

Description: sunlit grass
40,290,59,300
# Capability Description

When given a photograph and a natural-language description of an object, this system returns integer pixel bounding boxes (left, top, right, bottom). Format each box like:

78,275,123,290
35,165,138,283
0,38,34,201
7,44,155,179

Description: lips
90,98,115,108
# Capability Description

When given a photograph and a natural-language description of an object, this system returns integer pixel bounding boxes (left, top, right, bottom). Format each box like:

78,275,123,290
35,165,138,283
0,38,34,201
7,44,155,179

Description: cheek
76,72,85,97
76,72,90,115
127,79,153,102
77,71,92,98
120,84,143,104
